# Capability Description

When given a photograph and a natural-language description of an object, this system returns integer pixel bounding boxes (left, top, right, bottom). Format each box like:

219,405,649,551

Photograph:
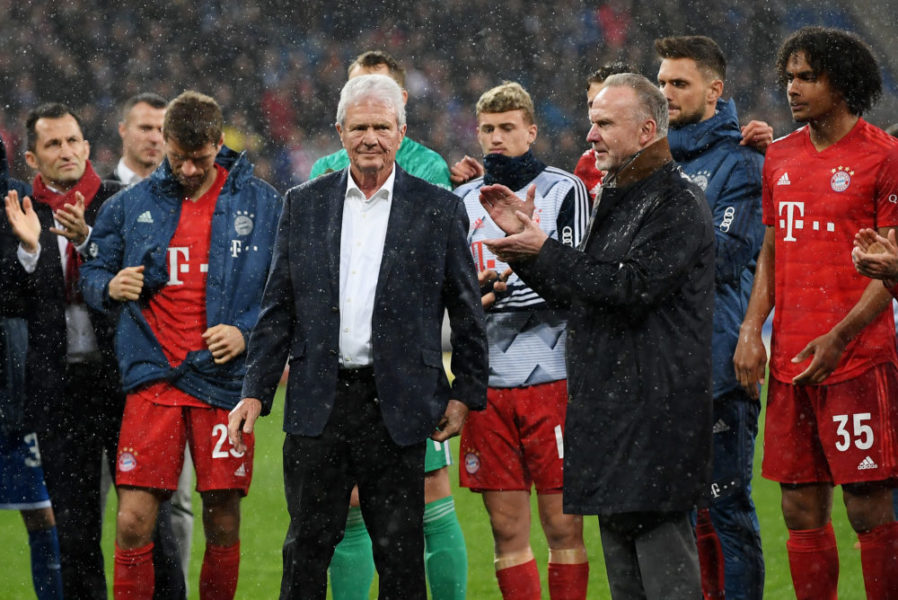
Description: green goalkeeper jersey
309,137,452,189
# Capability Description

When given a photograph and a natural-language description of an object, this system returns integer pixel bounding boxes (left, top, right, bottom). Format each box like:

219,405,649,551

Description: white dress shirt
114,158,142,187
338,167,396,368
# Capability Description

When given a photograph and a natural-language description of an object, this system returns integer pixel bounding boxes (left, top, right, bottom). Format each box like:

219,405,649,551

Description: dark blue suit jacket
242,165,488,446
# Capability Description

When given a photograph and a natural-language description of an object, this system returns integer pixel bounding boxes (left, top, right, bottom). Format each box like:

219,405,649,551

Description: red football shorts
763,362,898,485
116,391,254,495
459,379,567,492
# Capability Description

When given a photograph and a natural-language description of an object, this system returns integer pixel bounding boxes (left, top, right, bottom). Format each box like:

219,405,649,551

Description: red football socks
496,559,541,600
786,523,839,600
858,521,898,600
695,508,725,599
114,542,154,600
199,541,241,600
547,560,589,599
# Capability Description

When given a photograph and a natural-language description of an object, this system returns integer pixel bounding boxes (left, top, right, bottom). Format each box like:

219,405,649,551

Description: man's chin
178,179,203,196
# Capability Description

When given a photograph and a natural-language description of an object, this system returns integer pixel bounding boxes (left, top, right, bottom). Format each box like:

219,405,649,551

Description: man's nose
181,160,199,175
586,124,600,144
362,127,378,145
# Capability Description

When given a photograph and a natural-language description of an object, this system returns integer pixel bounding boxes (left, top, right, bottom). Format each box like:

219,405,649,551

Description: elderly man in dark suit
228,74,488,600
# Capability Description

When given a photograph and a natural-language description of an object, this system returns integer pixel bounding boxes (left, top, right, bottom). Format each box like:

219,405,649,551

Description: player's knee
201,492,241,545
487,513,529,550
843,483,894,533
116,506,156,547
21,507,55,531
780,484,833,530
541,513,584,549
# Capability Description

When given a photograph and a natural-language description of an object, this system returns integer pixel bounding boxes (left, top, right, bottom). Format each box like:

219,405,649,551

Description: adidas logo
712,419,730,434
857,456,878,470
776,172,791,186
234,463,246,477
137,211,154,224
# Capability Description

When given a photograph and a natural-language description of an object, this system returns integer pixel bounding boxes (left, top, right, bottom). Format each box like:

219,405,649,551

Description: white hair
602,73,669,139
336,74,406,128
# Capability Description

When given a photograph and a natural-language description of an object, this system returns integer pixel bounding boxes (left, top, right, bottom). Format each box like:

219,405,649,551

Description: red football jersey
137,165,229,406
762,119,898,384
573,148,603,207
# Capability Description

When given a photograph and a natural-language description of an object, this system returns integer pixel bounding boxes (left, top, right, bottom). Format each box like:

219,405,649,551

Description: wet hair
586,62,636,90
163,91,223,149
26,103,84,151
654,36,726,81
121,92,167,122
336,74,406,128
775,26,881,116
475,82,536,125
348,50,406,88
602,73,669,138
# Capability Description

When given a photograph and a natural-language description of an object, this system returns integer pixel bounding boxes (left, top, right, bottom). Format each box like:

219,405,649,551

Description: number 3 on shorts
832,413,873,452
212,423,245,458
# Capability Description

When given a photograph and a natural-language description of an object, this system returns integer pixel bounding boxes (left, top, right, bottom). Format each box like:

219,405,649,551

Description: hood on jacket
667,98,744,162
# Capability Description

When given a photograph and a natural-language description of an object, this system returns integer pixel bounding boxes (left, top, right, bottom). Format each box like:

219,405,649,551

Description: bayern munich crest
118,450,137,472
689,170,711,191
234,211,254,236
464,452,480,475
830,166,853,192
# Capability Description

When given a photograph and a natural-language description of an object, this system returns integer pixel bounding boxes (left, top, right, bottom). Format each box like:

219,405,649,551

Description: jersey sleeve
555,178,589,248
761,152,775,227
875,146,898,227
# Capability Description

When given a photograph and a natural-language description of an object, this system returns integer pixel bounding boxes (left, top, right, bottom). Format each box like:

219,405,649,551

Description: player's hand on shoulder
740,120,774,153
109,265,145,301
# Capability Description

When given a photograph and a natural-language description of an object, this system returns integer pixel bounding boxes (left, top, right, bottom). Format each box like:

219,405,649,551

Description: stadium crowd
0,0,801,192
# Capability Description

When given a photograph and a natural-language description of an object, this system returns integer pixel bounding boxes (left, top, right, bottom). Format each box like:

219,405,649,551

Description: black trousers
598,510,702,600
280,369,427,600
39,362,185,600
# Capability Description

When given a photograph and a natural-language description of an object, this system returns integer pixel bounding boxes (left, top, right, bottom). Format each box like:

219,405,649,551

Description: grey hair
602,73,669,138
336,74,406,128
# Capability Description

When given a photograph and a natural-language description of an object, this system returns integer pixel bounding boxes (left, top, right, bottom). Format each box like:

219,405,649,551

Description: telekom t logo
778,201,804,242
167,246,208,285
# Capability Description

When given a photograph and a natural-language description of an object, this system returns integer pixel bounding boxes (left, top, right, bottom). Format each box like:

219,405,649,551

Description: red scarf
31,160,101,212
31,161,102,304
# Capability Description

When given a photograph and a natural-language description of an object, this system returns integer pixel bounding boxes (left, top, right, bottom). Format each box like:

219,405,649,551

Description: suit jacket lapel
375,166,412,301
326,170,348,300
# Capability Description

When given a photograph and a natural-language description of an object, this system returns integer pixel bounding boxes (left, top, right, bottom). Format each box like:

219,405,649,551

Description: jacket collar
151,145,249,202
604,137,673,189
483,150,547,190
667,98,742,162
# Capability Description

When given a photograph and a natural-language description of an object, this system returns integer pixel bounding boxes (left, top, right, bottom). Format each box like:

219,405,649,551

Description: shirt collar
115,158,141,186
345,165,396,204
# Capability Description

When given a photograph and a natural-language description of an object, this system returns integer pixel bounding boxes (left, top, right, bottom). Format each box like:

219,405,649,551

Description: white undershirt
338,167,395,368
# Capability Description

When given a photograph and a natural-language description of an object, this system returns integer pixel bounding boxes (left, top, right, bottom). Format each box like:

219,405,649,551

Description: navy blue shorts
0,429,51,510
